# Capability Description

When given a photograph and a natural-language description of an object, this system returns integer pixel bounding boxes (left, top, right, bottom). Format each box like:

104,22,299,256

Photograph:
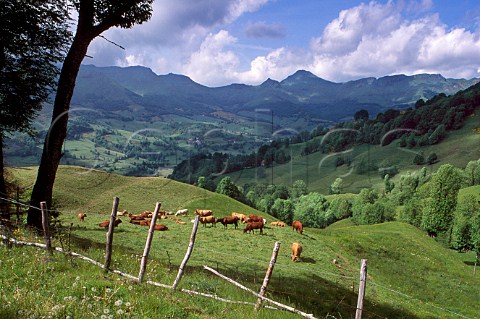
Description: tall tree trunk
0,135,9,219
27,32,92,228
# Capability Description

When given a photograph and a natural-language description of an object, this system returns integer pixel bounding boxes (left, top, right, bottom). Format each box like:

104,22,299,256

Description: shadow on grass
184,264,420,319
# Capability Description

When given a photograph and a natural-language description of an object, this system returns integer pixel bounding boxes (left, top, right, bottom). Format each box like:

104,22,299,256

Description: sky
85,0,480,87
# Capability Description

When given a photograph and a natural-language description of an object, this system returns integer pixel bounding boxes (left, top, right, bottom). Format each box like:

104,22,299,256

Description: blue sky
86,0,480,87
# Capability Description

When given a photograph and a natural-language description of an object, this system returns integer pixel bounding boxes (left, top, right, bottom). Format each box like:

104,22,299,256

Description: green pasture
3,166,480,318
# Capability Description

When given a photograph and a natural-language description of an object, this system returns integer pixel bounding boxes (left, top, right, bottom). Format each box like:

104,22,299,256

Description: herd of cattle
77,209,303,262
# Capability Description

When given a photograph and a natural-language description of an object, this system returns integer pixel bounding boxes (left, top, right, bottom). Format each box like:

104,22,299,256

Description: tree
290,180,307,199
384,174,395,193
329,177,344,194
426,152,437,165
354,109,369,121
450,195,478,251
421,164,462,237
464,159,480,186
216,176,243,201
413,153,425,165
27,0,154,228
0,0,70,218
428,124,446,145
294,192,329,228
271,198,295,224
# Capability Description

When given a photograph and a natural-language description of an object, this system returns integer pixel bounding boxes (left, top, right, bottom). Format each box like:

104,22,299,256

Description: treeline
170,82,480,183
202,159,480,258
168,140,291,183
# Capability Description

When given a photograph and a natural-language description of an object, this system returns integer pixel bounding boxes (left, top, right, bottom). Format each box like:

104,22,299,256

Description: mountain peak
260,78,280,87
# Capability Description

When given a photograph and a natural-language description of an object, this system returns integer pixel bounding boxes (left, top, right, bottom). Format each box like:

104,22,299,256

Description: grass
3,166,480,318
225,113,480,194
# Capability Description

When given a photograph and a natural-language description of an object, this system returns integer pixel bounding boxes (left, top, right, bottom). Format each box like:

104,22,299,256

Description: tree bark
27,19,94,228
0,135,9,219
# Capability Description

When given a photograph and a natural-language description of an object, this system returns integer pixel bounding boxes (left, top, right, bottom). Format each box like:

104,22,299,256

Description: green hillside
225,112,480,194
5,166,480,318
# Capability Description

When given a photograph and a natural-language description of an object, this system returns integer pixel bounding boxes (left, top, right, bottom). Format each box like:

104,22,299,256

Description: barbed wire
368,281,473,319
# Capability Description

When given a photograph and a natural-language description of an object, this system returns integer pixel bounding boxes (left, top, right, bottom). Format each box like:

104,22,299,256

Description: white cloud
307,1,480,81
84,0,480,86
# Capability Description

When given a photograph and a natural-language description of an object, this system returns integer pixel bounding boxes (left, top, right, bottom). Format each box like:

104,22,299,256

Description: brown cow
232,212,248,223
195,209,213,217
243,221,264,234
217,216,239,229
291,242,302,262
247,215,263,223
153,224,168,231
99,219,122,229
200,216,216,227
128,213,145,221
270,221,286,227
292,220,303,234
77,213,87,222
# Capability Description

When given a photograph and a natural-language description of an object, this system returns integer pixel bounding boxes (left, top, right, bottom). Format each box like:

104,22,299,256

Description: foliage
326,197,352,220
290,179,308,199
426,152,438,165
451,195,480,251
463,159,480,187
421,164,462,236
352,189,395,225
0,0,70,138
329,177,344,194
293,192,330,228
215,176,243,202
400,196,423,227
271,198,295,224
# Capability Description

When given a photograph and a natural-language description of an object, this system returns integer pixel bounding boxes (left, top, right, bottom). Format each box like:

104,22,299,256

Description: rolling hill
6,166,480,318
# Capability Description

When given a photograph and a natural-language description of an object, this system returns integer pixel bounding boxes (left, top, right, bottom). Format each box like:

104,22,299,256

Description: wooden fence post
255,241,281,310
172,215,200,290
40,201,52,256
104,196,119,273
474,252,478,276
138,202,161,283
355,259,368,319
16,187,20,221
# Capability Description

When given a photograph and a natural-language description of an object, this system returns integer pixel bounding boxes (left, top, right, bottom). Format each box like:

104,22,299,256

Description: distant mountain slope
72,65,479,124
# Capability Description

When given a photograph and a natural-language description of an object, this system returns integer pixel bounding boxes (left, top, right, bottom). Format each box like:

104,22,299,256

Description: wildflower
128,286,133,291
76,276,80,281
101,316,107,319
103,308,110,314
87,304,92,309
117,309,124,315
105,288,112,293
114,300,123,306
91,287,96,292
72,282,78,288
125,302,131,307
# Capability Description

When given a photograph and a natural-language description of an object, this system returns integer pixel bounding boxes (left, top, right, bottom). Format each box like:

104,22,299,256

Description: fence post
474,252,478,276
355,259,368,319
104,196,119,273
172,215,200,290
16,187,20,221
138,202,161,283
255,240,281,310
40,201,52,256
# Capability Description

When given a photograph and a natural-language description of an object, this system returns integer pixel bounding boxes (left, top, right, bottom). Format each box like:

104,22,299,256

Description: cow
291,242,302,262
195,209,213,217
292,220,303,235
176,220,186,225
243,221,264,234
153,224,168,231
117,210,128,216
231,212,248,223
128,213,145,221
77,213,87,222
270,221,286,227
247,215,263,223
99,219,122,229
175,209,189,216
217,216,239,229
200,216,216,227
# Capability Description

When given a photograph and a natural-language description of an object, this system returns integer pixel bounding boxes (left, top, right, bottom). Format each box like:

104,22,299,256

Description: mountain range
72,65,480,127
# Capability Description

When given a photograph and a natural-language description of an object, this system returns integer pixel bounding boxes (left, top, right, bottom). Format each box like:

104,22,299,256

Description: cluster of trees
169,138,292,183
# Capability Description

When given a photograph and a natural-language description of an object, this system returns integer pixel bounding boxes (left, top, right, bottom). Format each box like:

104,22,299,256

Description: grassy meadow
1,166,479,318
225,113,480,194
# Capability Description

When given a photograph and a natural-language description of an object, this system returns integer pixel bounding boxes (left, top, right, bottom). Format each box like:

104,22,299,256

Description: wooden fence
0,196,370,319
